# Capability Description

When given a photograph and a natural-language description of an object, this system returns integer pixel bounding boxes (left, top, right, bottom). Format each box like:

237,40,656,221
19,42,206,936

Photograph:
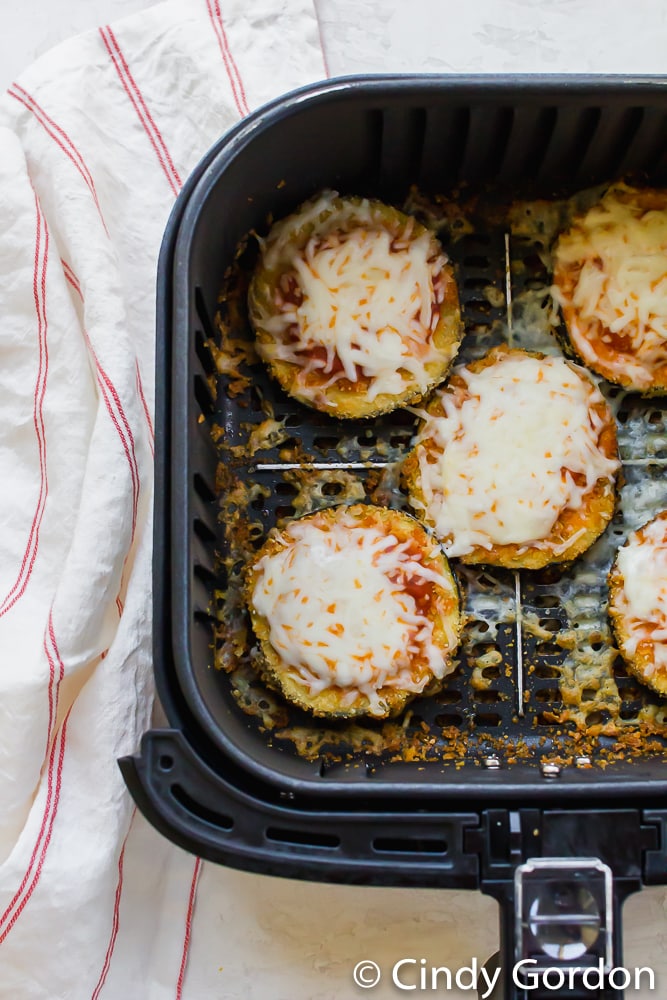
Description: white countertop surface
5,0,667,84
2,1,667,997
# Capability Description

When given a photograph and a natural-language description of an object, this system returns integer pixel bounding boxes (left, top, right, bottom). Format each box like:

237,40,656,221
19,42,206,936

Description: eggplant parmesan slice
248,191,462,418
403,346,620,569
245,504,461,719
609,511,667,697
552,184,667,392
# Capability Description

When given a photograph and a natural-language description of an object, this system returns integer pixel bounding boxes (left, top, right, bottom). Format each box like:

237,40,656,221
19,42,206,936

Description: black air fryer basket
121,77,667,998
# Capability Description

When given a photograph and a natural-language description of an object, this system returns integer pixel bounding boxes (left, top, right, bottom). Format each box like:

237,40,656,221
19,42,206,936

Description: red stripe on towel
135,360,154,457
46,610,65,729
205,0,250,117
175,858,202,999
62,263,140,541
0,192,49,618
99,26,182,196
7,85,109,235
0,715,69,944
90,813,134,1000
0,616,67,940
61,259,82,298
315,13,331,78
89,345,140,540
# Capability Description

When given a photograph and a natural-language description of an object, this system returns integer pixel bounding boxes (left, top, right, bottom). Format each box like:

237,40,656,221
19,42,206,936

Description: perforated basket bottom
205,184,667,774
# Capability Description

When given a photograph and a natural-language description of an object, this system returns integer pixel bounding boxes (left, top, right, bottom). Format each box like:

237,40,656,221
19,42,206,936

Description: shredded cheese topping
255,193,453,402
251,511,458,715
553,187,667,387
412,353,619,556
615,515,667,674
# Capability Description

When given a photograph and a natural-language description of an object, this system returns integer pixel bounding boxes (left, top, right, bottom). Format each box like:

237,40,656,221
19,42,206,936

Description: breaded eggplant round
609,510,667,697
245,503,461,719
402,346,620,569
552,184,667,393
248,190,462,418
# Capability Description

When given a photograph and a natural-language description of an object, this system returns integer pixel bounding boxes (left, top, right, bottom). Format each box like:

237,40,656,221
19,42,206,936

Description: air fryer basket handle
470,806,653,999
119,727,483,885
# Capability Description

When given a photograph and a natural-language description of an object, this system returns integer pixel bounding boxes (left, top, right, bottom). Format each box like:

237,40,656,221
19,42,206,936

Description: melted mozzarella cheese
413,353,619,556
616,515,667,673
553,188,667,386
251,512,457,715
258,193,450,401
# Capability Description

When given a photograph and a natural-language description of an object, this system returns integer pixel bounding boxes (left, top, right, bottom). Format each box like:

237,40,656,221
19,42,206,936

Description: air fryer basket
121,77,667,998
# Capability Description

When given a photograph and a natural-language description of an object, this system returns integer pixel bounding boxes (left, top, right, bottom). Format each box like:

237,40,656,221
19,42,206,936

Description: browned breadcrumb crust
244,503,461,719
248,194,463,418
608,510,667,697
553,185,667,394
402,346,619,569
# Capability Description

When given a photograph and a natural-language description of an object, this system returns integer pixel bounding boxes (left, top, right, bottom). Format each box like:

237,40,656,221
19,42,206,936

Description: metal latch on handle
514,857,613,973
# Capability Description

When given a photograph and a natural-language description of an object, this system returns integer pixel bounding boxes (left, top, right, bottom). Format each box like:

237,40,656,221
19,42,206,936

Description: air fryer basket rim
172,72,667,273
163,73,667,802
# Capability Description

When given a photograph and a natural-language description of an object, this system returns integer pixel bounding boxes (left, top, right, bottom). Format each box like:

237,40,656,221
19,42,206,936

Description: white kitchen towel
0,2,325,996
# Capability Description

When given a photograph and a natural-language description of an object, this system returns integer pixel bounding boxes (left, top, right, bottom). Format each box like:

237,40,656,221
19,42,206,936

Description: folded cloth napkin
0,2,325,996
